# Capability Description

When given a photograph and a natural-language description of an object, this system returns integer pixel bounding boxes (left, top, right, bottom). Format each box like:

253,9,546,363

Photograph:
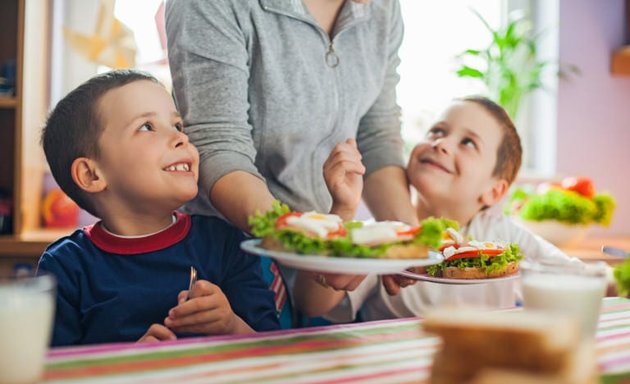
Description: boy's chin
409,174,438,193
170,188,198,208
181,190,198,203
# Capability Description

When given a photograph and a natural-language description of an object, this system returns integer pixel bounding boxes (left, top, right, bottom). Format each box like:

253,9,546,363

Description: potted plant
454,10,554,119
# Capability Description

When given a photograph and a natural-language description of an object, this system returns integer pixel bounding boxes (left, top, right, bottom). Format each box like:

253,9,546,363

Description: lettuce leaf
427,243,523,276
511,188,615,226
248,200,291,238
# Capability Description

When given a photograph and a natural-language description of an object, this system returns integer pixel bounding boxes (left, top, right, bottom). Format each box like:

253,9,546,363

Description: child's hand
165,280,253,335
324,138,365,220
137,324,177,343
382,274,418,296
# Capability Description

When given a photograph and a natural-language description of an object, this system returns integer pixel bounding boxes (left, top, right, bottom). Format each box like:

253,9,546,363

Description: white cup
521,260,607,338
0,273,56,384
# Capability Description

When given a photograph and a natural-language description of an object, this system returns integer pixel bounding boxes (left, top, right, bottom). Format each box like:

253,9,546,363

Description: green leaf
456,66,484,78
462,49,481,56
592,193,616,226
614,259,630,297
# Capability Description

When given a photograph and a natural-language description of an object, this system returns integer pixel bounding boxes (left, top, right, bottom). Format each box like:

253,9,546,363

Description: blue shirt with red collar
37,212,279,346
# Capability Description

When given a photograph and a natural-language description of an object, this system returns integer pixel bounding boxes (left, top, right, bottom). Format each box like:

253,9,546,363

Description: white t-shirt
325,209,583,322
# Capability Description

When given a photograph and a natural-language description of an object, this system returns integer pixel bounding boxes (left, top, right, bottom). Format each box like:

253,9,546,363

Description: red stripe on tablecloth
146,342,431,383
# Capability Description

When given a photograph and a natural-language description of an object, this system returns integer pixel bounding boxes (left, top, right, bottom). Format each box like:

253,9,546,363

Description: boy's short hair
459,96,522,185
41,70,160,216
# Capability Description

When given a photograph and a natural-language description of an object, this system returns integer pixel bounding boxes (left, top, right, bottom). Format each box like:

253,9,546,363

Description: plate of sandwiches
241,239,444,274
241,201,455,274
398,231,524,284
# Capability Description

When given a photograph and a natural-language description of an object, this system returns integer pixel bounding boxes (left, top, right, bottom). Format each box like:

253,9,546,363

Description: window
398,0,559,176
397,0,505,154
52,0,555,174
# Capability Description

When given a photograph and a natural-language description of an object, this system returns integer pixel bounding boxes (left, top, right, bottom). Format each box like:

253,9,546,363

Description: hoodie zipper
325,41,340,68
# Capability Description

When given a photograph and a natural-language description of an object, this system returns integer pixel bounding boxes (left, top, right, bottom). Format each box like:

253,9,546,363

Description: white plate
241,239,444,274
398,270,521,285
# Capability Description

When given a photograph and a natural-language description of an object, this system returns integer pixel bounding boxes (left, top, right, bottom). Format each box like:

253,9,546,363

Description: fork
187,266,198,301
601,246,629,258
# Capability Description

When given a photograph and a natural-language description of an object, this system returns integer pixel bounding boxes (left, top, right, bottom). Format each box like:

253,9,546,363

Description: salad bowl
516,218,588,247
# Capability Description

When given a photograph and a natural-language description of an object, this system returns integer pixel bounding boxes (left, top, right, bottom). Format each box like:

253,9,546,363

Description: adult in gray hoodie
167,0,417,294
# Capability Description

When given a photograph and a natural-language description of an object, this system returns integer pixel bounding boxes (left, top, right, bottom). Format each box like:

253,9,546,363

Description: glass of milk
0,273,55,384
521,260,608,338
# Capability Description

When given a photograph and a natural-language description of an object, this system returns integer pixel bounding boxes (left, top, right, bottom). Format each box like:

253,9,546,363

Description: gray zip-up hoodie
166,0,405,215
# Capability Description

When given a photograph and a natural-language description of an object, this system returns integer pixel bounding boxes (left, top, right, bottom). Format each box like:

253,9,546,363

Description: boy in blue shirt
38,70,279,346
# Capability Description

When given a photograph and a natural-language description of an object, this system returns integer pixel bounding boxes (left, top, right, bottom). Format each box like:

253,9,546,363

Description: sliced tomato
396,226,421,237
326,226,347,239
275,212,303,229
447,248,504,260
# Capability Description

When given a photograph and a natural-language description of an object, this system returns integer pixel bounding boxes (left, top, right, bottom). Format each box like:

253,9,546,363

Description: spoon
187,266,198,300
601,246,629,258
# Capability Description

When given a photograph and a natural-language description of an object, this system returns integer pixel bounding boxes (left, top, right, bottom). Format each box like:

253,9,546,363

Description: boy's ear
480,178,509,207
71,157,106,193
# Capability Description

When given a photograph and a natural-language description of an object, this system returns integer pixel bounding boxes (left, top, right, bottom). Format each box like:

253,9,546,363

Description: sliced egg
284,212,342,238
351,221,411,246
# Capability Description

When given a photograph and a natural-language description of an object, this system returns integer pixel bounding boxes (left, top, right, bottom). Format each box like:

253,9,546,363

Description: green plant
455,10,551,119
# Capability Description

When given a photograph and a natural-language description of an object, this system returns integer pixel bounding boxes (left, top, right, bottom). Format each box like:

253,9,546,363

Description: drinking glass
0,273,55,384
521,260,607,338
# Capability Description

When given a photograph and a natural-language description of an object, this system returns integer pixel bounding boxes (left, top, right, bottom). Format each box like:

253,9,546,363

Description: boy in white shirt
295,96,586,321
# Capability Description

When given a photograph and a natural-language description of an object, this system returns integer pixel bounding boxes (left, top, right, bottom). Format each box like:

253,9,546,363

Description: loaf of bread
424,308,597,384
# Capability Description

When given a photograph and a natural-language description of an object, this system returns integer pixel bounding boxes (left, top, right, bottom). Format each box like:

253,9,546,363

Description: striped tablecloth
44,297,630,384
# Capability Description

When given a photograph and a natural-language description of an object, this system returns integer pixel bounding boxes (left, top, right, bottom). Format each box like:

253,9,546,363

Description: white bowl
516,219,589,247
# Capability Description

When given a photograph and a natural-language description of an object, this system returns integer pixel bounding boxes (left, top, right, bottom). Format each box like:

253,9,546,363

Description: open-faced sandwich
426,228,524,279
249,201,458,259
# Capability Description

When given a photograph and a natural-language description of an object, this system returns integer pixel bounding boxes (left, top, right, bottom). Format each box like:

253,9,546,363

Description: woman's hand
137,324,177,343
324,138,365,221
165,280,253,335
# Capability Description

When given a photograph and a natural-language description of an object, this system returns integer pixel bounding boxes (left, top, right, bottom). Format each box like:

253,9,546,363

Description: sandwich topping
249,201,458,259
276,212,345,239
442,241,506,260
427,230,524,278
351,221,420,246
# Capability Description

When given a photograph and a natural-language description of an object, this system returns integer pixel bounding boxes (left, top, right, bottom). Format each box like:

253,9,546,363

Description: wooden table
43,297,630,384
562,235,630,265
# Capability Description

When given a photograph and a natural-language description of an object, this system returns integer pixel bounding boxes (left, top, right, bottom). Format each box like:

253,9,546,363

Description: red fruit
42,188,80,228
561,177,595,199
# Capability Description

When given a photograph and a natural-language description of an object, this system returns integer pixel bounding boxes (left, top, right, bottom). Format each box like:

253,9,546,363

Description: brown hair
458,96,522,185
41,70,160,216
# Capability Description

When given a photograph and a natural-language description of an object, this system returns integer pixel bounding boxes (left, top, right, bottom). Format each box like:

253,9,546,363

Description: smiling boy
38,70,278,346
296,96,588,321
